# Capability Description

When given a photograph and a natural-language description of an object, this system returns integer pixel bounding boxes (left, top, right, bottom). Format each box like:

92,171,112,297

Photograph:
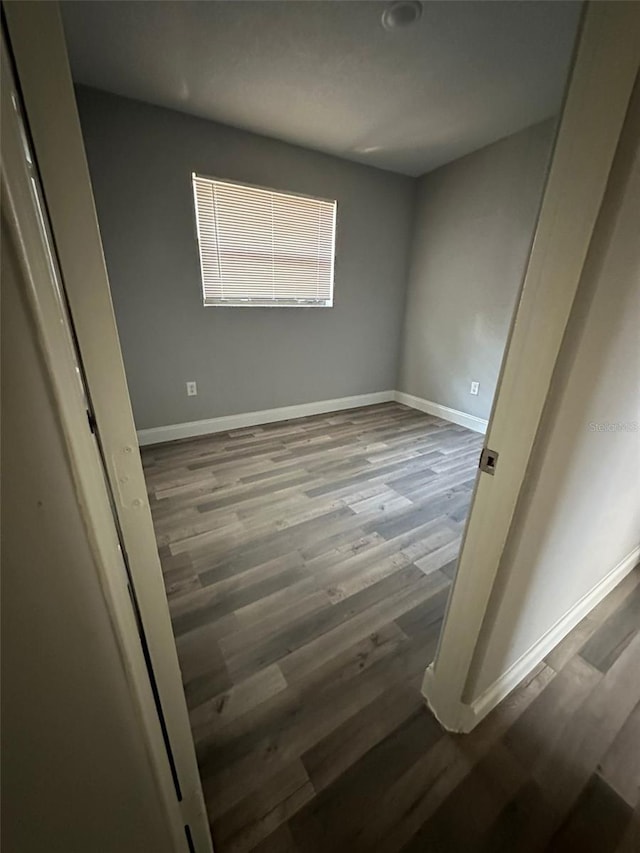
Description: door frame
2,3,213,850
1,28,204,853
423,1,640,731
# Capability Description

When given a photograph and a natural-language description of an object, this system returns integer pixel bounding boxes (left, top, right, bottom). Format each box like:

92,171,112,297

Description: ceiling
61,1,581,177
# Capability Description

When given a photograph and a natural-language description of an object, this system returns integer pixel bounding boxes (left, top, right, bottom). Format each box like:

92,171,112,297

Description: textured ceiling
61,0,581,176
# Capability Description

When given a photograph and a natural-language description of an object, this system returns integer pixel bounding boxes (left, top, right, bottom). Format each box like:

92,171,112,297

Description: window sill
203,301,334,308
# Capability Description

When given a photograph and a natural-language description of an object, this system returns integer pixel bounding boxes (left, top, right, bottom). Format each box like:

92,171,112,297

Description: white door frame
424,1,640,731
3,4,213,850
1,32,199,853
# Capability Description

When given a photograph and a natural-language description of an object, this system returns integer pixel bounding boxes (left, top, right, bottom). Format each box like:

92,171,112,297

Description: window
192,174,337,307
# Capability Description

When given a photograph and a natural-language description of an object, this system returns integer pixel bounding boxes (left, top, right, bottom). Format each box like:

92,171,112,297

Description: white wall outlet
470,381,480,396
186,381,197,397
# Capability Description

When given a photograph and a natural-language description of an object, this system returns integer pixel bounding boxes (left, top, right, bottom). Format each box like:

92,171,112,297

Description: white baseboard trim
469,544,640,725
137,389,487,446
423,545,640,733
137,390,395,446
394,391,488,434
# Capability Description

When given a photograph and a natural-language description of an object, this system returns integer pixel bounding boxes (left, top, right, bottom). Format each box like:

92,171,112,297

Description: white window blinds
192,174,337,307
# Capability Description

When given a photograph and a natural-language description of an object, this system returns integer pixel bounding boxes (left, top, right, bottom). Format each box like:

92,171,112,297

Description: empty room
60,0,578,844
56,0,580,845
4,1,640,852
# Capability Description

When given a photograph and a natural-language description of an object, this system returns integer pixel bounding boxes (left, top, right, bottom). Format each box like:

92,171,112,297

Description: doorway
6,3,640,843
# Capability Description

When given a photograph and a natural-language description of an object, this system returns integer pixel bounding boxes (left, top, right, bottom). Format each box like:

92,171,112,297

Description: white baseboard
469,544,640,725
423,545,640,733
394,391,488,434
137,389,488,446
137,390,394,446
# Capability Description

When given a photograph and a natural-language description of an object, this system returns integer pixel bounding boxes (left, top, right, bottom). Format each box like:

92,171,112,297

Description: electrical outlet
186,381,197,397
470,381,480,396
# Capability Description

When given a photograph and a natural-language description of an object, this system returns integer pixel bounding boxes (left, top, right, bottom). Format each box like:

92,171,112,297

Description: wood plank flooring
142,403,639,852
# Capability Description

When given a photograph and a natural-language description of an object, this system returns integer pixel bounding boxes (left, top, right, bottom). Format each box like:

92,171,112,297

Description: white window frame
192,173,337,308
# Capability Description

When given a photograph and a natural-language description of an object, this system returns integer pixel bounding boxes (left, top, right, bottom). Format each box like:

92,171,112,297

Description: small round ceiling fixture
381,1,423,31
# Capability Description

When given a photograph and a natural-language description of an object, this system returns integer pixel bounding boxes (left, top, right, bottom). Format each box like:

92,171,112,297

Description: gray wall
76,86,415,430
469,88,640,697
398,120,556,420
1,219,174,852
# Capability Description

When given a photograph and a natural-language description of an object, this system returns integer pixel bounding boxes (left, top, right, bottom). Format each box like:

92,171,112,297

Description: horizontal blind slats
193,174,336,306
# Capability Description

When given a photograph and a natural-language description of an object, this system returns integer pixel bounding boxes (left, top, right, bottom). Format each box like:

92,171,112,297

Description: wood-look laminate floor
142,403,640,852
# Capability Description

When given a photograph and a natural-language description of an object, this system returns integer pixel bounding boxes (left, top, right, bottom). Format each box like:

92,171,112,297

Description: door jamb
2,3,213,849
1,32,194,853
423,1,640,731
